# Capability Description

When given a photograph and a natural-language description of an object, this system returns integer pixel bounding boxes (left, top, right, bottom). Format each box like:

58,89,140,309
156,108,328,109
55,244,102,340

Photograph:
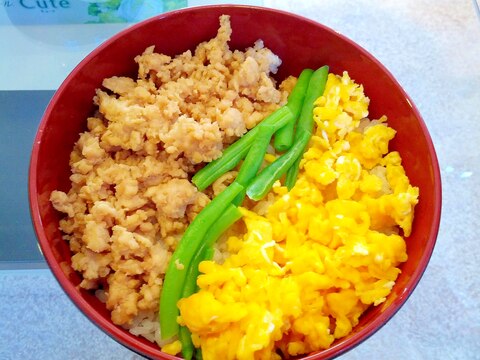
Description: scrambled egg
176,72,419,359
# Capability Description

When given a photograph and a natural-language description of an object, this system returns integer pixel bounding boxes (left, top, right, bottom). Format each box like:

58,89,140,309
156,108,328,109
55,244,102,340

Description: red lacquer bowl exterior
29,5,441,360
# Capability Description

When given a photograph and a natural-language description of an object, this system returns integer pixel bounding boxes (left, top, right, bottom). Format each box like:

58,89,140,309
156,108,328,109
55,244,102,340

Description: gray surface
1,0,479,359
0,91,53,268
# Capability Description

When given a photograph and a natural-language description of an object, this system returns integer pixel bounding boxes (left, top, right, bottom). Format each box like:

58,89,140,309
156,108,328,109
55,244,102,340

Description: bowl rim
28,4,442,360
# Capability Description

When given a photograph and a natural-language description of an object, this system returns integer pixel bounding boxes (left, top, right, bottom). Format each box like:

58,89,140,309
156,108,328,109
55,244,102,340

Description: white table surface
1,0,479,359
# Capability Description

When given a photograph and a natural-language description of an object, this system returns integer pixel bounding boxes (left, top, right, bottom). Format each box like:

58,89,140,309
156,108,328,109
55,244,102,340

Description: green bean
274,69,314,152
202,246,215,261
246,131,311,200
177,204,242,358
203,204,242,248
181,247,204,299
246,66,329,200
180,204,242,299
192,106,292,191
285,154,302,190
191,127,258,191
177,246,206,360
179,245,203,360
180,204,242,296
159,182,244,339
232,124,277,205
295,66,329,135
178,244,206,360
192,69,316,192
179,326,194,360
235,124,276,187
284,65,328,187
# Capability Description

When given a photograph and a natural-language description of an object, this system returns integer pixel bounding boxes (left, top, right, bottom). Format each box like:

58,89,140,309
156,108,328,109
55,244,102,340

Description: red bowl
29,5,441,360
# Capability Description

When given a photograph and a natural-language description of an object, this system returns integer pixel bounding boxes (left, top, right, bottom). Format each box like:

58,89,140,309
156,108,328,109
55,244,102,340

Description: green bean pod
232,124,277,205
246,131,311,200
246,66,329,200
191,127,259,191
295,66,329,135
179,326,194,360
176,204,242,358
274,69,314,152
159,182,243,339
192,106,292,191
285,154,302,190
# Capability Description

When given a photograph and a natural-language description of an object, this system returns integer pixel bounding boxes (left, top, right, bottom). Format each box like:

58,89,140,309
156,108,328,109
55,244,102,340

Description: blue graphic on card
1,0,187,25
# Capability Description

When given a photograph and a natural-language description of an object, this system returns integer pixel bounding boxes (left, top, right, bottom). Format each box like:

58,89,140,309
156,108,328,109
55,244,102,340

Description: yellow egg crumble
176,72,419,359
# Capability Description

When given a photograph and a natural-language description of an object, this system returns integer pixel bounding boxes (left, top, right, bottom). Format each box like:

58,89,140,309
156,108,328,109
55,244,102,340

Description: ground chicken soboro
50,15,294,328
